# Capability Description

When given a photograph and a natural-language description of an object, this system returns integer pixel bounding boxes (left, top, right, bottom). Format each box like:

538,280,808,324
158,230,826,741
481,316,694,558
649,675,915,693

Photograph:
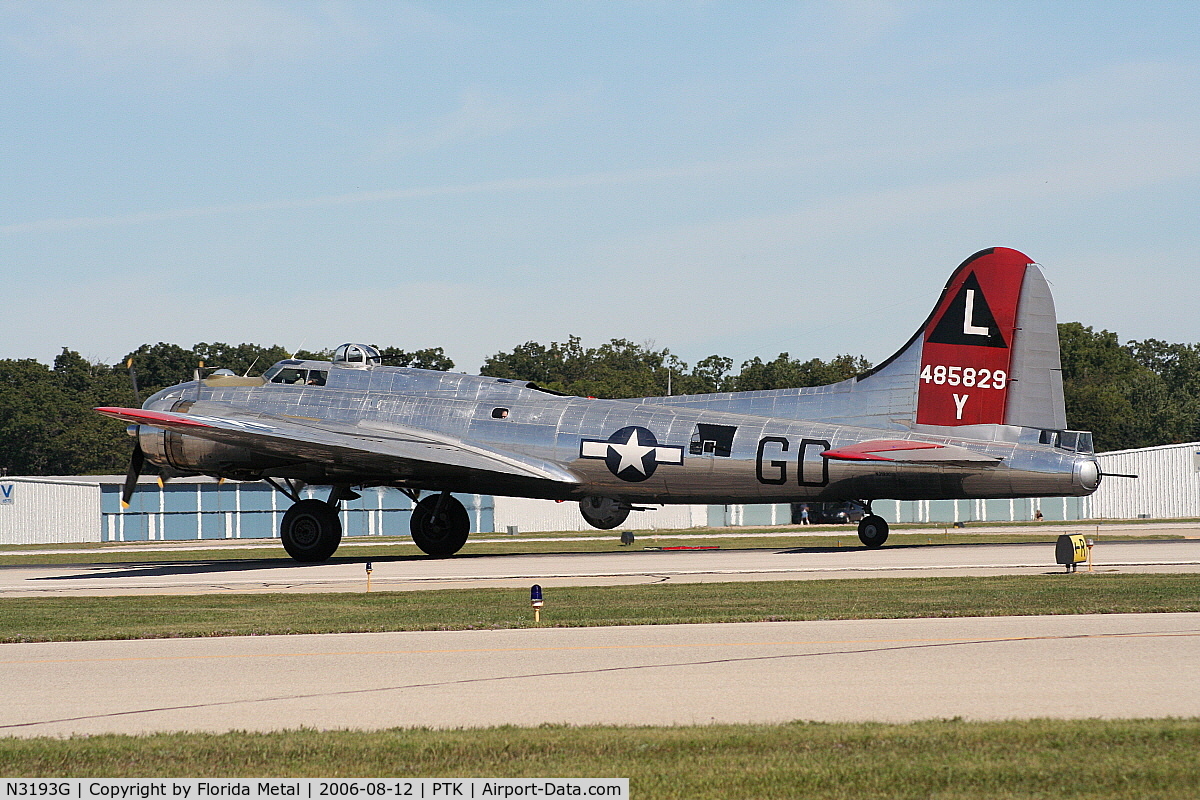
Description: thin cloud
2,0,335,74
0,157,818,236
376,88,593,156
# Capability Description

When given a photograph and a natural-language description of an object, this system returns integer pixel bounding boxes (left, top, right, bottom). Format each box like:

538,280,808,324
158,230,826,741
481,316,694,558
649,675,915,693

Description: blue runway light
530,584,544,624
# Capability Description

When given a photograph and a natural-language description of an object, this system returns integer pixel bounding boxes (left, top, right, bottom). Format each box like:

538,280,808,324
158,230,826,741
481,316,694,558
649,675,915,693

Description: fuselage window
1039,429,1094,454
270,368,307,384
689,423,737,457
333,343,382,367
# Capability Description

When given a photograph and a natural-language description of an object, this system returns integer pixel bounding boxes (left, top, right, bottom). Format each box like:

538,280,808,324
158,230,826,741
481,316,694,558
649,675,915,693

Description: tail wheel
281,499,342,562
411,493,470,557
857,515,889,548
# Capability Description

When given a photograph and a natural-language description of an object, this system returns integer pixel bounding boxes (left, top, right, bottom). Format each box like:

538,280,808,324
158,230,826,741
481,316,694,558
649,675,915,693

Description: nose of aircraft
1074,456,1102,492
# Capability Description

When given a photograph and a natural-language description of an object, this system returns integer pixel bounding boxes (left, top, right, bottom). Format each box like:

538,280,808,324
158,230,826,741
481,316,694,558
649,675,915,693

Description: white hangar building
1087,441,1200,520
0,475,702,546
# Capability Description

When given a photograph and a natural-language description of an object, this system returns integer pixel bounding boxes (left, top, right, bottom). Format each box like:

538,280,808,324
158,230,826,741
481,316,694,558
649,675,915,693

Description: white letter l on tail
963,289,989,336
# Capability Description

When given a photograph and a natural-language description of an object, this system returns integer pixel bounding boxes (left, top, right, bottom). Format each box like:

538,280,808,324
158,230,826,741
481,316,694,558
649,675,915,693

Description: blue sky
2,1,1198,374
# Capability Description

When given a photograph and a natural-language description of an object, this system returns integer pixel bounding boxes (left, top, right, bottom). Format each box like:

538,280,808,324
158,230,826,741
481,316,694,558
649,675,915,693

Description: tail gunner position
99,248,1101,561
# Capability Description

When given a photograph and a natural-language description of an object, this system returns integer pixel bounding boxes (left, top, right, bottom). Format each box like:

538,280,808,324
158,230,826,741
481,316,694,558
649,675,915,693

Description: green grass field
1,573,1197,642
1,720,1198,798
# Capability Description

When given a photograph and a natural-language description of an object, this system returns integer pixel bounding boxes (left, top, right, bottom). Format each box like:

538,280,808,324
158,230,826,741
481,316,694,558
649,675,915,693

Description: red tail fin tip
915,247,1031,426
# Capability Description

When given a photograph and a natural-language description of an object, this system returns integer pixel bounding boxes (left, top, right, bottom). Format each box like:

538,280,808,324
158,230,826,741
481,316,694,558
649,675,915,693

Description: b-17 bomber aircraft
98,247,1102,562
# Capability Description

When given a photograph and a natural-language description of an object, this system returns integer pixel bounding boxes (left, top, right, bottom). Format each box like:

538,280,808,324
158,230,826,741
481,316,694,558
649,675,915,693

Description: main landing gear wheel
281,499,343,562
411,493,470,557
857,515,889,548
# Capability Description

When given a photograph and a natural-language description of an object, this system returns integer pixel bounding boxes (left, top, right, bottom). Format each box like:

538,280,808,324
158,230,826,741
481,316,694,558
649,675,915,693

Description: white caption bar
1,780,629,800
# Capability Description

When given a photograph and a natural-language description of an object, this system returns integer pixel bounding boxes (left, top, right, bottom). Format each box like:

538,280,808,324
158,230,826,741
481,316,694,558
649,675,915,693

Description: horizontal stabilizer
821,439,1001,464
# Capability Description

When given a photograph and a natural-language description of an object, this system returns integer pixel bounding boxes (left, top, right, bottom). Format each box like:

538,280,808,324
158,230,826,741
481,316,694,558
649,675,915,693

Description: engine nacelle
134,425,291,481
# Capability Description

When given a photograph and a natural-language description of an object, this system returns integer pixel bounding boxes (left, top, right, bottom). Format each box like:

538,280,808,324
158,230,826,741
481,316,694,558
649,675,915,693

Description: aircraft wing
95,405,580,487
821,439,1002,465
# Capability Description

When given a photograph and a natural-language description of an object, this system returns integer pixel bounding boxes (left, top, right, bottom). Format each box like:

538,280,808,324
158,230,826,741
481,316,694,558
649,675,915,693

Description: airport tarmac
1,613,1197,736
1,538,1198,596
2,539,1197,736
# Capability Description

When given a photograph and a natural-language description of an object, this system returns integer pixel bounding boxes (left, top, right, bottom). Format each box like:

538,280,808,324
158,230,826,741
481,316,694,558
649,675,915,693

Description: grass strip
1,573,1197,643
0,719,1198,798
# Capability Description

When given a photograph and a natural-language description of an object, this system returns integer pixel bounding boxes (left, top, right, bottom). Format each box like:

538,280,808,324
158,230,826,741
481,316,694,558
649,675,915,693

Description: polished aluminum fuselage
142,360,1099,505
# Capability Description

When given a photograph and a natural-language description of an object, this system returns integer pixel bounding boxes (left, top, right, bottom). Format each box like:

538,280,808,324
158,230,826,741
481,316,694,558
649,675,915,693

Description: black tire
858,514,889,548
281,499,342,562
411,494,470,557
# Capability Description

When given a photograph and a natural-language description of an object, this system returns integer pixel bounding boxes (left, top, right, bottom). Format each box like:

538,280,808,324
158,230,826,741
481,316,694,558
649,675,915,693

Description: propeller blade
121,443,145,508
126,357,142,406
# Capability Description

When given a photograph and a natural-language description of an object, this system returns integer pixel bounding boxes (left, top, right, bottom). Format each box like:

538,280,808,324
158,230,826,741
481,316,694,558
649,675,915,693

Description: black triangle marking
927,272,1008,348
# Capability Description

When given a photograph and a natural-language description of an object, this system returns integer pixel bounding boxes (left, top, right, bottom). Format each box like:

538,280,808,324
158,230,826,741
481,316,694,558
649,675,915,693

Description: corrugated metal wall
1090,442,1200,519
713,495,1089,526
0,479,100,544
103,479,493,542
706,504,792,527
492,496,705,533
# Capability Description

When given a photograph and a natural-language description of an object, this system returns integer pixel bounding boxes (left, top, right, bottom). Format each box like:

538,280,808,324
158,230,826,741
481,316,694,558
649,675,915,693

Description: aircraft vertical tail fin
633,247,1066,434
999,261,1067,430
863,247,1066,431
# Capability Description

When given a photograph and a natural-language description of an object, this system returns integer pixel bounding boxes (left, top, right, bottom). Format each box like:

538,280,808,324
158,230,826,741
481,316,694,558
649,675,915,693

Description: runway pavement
1,613,1197,736
2,539,1197,736
1,538,1198,596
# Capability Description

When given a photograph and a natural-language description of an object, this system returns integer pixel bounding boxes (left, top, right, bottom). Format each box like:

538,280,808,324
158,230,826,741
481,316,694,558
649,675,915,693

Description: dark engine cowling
578,496,631,529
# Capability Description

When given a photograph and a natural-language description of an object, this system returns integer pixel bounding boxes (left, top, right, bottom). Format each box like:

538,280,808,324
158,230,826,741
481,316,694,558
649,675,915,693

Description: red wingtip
95,407,212,428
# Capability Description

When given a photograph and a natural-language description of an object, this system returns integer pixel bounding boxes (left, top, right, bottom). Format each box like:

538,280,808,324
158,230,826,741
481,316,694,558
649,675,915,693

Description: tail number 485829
920,365,1007,390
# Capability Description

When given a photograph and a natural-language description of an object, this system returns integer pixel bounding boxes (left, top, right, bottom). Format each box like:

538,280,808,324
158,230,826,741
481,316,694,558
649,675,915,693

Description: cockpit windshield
263,366,328,386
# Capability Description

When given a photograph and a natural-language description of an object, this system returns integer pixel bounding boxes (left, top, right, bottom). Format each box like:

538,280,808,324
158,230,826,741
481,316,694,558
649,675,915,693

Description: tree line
0,325,1195,475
